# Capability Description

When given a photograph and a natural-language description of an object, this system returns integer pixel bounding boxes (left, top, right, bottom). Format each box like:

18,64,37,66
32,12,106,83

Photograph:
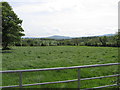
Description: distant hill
22,34,115,39
100,34,115,36
46,35,72,40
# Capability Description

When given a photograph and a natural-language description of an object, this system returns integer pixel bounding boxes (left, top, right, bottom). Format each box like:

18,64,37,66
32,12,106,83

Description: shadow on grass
0,48,14,53
1,51,12,53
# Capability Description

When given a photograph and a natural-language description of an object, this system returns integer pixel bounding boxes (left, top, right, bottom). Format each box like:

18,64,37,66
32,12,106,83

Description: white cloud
2,0,45,3
4,0,119,37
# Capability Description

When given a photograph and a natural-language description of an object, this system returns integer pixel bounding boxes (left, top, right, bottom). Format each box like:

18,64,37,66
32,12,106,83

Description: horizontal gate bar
0,63,120,73
0,85,19,88
81,84,119,90
0,79,77,88
80,74,120,81
1,74,119,88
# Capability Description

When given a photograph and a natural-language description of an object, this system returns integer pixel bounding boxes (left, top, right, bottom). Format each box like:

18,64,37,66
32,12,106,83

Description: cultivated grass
2,46,119,88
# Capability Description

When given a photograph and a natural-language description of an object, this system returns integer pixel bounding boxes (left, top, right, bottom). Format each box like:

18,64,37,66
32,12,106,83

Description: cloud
4,0,119,37
12,0,84,14
2,0,45,3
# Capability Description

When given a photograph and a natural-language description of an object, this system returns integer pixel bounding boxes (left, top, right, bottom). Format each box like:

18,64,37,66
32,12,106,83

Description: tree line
14,34,120,47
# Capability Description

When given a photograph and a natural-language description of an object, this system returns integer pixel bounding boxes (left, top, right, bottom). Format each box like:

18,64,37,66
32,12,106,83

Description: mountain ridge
22,34,115,39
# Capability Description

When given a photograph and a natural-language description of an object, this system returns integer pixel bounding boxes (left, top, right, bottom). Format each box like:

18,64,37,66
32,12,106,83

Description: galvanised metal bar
80,74,120,81
19,72,22,88
0,63,119,73
0,63,120,88
0,85,19,88
81,84,118,90
23,79,78,87
1,79,78,88
117,73,120,86
78,68,80,89
1,74,119,88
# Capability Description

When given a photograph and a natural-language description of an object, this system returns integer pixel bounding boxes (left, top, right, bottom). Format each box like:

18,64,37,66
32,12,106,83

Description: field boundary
0,63,120,89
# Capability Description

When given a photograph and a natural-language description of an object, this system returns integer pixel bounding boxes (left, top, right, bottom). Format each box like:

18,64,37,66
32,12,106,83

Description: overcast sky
3,0,119,37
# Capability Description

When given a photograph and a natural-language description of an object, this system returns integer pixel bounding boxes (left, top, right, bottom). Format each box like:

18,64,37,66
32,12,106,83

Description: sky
2,0,119,37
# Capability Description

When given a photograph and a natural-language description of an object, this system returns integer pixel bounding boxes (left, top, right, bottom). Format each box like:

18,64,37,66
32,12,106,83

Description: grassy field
2,46,119,88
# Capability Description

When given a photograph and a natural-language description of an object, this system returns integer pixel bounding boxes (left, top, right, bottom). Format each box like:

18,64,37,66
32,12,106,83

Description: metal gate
0,63,120,89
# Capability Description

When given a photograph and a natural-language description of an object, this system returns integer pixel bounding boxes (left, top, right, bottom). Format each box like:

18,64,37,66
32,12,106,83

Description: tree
1,2,25,49
99,36,107,46
72,38,80,46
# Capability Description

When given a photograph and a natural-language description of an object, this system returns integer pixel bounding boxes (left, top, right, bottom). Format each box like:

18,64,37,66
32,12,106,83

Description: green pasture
2,46,119,88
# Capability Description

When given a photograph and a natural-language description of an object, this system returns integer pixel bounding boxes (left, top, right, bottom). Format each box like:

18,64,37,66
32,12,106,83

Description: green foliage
1,2,24,49
17,34,119,47
99,36,107,46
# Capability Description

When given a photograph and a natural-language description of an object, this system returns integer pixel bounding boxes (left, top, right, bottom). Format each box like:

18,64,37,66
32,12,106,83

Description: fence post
117,73,120,87
19,72,22,88
78,68,80,90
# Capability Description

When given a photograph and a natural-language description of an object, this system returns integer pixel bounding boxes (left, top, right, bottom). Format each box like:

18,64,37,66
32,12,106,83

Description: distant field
2,46,119,88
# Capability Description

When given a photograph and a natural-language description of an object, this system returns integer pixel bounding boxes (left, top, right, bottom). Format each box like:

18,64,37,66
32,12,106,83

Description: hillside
46,35,72,39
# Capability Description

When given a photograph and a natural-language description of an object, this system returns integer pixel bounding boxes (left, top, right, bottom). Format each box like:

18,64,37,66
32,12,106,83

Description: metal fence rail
0,63,120,89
